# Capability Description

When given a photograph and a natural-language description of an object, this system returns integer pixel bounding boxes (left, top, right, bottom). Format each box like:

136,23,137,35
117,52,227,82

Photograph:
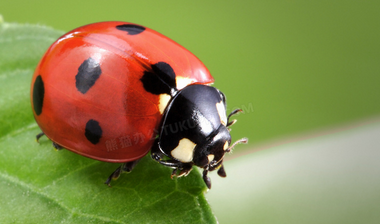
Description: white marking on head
223,141,229,151
171,138,196,163
176,76,193,90
207,154,215,163
216,101,227,126
159,93,171,114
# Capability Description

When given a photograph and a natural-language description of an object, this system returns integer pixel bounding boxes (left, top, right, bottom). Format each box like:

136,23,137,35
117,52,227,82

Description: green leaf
0,21,216,224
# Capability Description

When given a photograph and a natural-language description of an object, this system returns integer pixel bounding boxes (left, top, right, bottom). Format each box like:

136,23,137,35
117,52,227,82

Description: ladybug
31,21,247,189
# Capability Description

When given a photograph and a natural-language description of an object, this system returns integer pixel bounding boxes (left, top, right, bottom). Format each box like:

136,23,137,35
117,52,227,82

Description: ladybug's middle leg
104,159,140,186
36,132,64,150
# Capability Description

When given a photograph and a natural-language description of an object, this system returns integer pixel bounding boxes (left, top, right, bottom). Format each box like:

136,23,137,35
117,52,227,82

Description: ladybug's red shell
31,21,214,163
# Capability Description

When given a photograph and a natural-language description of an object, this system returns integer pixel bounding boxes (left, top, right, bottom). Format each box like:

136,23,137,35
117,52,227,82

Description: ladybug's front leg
202,169,212,189
170,163,193,179
150,139,193,178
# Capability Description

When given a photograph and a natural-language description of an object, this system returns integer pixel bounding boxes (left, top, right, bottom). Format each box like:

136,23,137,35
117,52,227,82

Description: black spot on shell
116,24,146,35
152,62,177,87
75,58,102,94
140,62,177,95
85,119,102,144
32,75,44,116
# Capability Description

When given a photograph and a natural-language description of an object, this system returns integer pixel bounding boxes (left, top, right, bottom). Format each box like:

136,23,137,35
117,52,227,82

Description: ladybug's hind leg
105,159,140,186
52,142,64,150
36,132,64,150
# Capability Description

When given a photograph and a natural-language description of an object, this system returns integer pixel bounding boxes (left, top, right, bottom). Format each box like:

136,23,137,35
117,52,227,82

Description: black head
192,124,231,170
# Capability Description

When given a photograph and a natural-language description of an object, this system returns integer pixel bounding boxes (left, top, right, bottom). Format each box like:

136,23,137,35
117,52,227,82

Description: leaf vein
0,171,126,223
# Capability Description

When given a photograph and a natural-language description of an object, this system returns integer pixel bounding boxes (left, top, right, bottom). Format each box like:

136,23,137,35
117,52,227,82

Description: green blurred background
1,0,380,223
